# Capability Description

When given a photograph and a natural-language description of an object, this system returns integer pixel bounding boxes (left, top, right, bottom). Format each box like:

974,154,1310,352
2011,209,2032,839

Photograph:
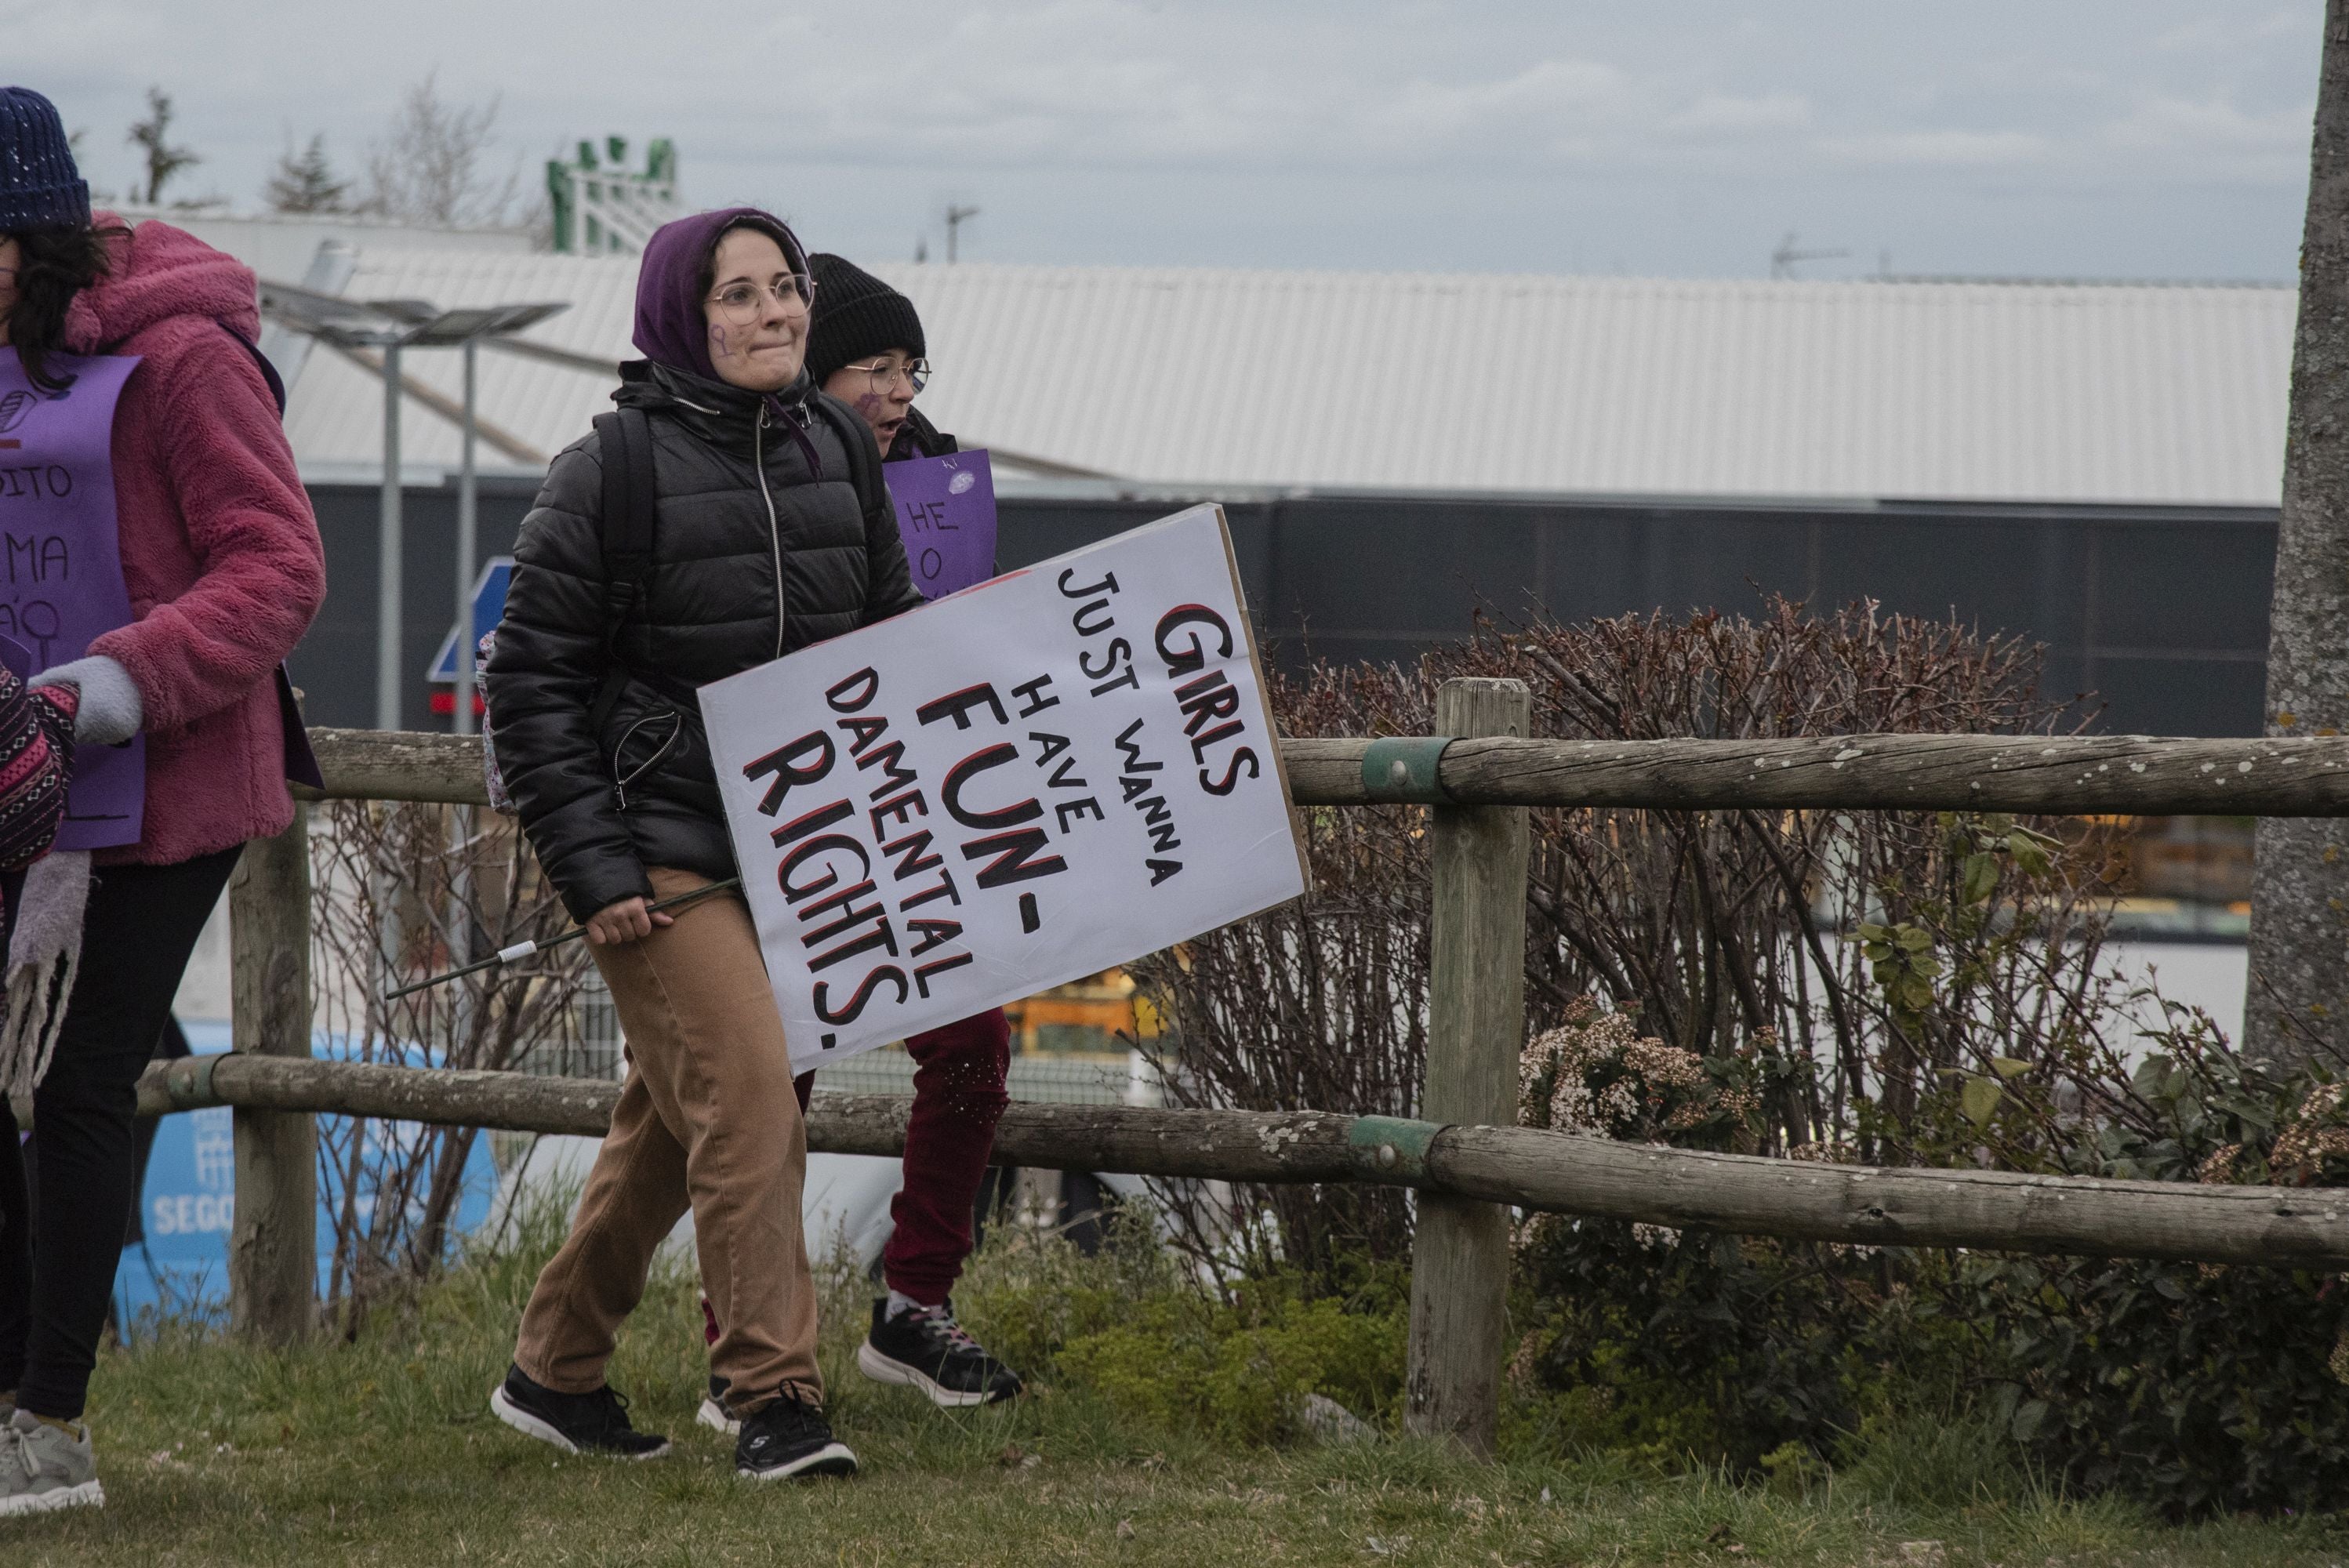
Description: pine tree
267,134,350,214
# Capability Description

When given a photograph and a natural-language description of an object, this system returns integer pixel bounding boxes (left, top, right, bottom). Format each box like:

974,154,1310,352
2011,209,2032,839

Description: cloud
2100,94,2310,153
1667,92,1814,136
1816,129,2051,168
2153,8,2311,54
1,0,2325,279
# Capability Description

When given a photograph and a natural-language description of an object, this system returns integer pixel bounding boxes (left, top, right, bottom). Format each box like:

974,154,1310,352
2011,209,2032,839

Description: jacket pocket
608,702,682,812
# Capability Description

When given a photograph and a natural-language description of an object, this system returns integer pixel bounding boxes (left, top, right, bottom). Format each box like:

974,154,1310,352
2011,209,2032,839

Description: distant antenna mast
547,137,682,256
945,204,980,263
1770,230,1849,280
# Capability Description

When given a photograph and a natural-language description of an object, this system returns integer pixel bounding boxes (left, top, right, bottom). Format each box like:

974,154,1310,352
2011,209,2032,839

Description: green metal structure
546,136,679,256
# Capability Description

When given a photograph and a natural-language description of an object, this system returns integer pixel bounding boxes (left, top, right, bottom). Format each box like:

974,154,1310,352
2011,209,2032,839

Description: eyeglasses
707,274,817,325
842,358,931,394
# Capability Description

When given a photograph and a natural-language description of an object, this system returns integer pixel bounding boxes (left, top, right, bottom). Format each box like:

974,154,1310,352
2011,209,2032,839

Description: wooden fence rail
136,1052,2349,1272
227,707,2349,1457
307,725,2349,816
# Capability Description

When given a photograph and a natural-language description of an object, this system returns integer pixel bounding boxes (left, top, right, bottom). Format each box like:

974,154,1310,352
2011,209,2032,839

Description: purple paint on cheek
852,392,886,419
709,322,735,359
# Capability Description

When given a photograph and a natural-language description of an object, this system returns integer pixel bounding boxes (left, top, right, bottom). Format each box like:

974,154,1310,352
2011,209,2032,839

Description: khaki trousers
513,868,820,1414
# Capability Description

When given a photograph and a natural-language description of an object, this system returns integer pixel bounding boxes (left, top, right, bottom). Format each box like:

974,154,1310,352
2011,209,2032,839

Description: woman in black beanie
804,252,956,461
696,252,1025,1425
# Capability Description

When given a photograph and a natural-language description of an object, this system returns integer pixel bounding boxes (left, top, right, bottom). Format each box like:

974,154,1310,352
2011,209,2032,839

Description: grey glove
29,655,143,746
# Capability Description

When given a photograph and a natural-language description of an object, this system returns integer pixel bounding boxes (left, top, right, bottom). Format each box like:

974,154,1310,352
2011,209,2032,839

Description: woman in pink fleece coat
0,86,325,1514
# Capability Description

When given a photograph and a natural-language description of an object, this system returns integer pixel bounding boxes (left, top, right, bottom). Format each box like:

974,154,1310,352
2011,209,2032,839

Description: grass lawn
8,1225,2344,1566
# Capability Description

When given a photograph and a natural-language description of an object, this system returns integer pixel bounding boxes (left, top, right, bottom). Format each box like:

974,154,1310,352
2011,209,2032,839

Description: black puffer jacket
886,403,957,461
488,361,922,920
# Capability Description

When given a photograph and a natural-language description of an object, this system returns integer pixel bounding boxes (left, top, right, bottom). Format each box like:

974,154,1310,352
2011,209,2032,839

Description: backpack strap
225,321,290,414
810,393,885,520
587,408,659,736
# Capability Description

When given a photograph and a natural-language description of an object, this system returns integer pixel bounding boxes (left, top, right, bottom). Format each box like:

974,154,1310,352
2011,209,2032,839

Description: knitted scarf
0,677,84,1099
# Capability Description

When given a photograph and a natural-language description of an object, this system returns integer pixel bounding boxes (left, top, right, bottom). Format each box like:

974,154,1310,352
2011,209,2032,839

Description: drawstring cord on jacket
764,392,822,477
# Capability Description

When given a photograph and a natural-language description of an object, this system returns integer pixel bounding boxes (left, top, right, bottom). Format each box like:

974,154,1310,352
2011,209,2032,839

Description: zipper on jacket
612,709,681,812
753,405,786,659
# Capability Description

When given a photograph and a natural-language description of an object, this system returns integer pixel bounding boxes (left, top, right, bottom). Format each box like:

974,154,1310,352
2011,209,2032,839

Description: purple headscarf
632,206,810,383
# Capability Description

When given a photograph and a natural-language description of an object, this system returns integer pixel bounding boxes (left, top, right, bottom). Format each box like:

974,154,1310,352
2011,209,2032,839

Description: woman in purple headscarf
481,209,917,1483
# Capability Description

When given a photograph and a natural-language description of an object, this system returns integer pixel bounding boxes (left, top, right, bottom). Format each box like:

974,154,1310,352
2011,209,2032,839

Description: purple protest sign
882,449,998,600
0,350,147,850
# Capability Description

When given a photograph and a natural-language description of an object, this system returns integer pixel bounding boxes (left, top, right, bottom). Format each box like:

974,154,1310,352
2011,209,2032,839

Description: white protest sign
699,503,1308,1070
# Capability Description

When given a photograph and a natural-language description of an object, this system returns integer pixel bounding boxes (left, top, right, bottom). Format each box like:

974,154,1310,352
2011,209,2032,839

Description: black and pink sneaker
857,1298,1023,1408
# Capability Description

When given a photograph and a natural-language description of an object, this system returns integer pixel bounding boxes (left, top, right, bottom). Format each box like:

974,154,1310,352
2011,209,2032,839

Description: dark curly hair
4,223,129,393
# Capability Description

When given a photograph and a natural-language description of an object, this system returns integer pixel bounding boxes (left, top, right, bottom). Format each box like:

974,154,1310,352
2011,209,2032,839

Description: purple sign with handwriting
882,449,997,600
0,349,146,850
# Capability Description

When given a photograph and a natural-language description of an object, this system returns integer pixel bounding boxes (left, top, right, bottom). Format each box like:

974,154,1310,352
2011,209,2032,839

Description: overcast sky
5,0,2325,280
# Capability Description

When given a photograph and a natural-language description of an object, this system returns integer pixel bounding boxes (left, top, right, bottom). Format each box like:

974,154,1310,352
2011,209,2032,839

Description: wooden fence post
1406,677,1532,1454
229,804,317,1343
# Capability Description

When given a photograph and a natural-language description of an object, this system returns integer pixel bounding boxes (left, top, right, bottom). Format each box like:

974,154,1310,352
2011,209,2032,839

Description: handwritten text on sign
700,504,1307,1069
881,449,997,600
0,350,147,849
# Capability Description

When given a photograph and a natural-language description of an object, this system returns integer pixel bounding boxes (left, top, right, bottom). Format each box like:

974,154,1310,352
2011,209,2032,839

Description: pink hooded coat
55,216,325,865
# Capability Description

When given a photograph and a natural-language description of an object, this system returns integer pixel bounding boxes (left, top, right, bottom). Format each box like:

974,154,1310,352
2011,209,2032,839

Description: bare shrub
359,74,525,228
1130,662,1434,1279
1447,599,2129,1165
1131,598,2134,1277
308,801,592,1333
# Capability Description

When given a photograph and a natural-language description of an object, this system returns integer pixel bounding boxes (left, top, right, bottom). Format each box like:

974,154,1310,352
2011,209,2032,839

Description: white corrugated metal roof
267,243,2297,507
278,249,641,483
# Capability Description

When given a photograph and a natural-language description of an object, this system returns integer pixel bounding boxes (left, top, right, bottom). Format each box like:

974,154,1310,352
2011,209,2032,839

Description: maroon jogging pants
792,1007,1013,1305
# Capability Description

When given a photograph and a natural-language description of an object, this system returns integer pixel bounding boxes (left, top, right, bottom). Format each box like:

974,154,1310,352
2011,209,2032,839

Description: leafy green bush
1511,1219,1891,1472
1510,997,2349,1515
1510,1006,1897,1469
1943,1252,2349,1518
1927,1020,2349,1517
1058,1276,1406,1445
952,1203,1407,1446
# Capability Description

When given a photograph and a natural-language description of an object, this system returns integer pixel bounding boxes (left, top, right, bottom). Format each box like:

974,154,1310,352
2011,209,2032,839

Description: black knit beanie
0,88,89,232
804,253,924,390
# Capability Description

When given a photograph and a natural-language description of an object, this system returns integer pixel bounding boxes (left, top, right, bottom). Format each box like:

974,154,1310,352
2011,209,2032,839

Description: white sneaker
0,1409,103,1515
697,1376,741,1435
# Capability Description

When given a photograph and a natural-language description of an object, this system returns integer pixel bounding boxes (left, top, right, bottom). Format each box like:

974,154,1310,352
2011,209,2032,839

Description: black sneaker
490,1363,670,1459
735,1391,857,1481
858,1298,1024,1407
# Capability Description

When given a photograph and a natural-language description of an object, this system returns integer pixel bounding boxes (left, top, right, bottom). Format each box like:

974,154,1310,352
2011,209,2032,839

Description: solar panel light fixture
363,299,569,347
258,281,570,731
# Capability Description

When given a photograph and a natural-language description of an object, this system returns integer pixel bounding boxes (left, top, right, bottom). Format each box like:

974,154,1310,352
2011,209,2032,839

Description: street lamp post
253,285,568,1045
456,338,478,735
360,299,568,735
257,285,566,735
377,339,403,731
345,301,568,1005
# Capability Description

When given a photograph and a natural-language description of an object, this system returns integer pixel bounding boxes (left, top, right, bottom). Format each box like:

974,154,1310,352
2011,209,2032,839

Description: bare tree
2249,0,2349,1073
126,87,199,206
266,132,350,214
360,74,523,228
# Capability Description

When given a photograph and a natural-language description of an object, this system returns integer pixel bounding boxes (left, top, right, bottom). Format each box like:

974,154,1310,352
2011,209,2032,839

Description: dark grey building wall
292,481,2278,739
292,477,541,731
